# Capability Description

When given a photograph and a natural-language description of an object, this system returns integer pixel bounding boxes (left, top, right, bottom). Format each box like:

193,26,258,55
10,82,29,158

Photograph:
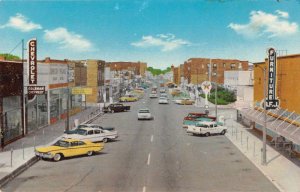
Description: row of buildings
170,54,300,154
0,56,147,148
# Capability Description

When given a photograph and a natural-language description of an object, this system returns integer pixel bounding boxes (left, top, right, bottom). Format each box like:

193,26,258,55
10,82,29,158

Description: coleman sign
28,39,37,85
28,86,45,95
266,48,280,110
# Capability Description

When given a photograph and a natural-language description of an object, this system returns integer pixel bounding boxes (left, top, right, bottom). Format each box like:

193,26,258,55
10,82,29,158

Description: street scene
1,0,300,192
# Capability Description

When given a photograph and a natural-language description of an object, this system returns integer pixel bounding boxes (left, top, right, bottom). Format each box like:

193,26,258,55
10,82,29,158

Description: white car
160,88,166,93
158,97,169,104
63,127,118,143
149,92,158,98
187,121,227,137
137,108,154,120
160,93,168,98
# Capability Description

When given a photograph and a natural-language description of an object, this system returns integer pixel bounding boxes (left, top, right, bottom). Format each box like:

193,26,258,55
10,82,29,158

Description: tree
0,53,21,61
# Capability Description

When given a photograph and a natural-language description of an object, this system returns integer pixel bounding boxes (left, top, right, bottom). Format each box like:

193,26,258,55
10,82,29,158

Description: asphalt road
1,90,279,192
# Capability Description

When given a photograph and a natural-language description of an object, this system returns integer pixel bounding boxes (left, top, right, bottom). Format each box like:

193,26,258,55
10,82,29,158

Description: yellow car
119,95,138,102
35,138,104,161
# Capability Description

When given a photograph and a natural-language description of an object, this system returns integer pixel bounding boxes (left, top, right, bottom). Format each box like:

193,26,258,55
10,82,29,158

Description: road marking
147,153,151,165
150,135,154,142
143,186,146,192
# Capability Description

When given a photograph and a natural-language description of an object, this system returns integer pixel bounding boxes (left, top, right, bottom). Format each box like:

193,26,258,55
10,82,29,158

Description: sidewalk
225,116,300,192
0,106,103,188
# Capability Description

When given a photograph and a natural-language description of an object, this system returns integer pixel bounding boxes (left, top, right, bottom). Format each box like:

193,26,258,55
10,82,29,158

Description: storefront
0,60,24,148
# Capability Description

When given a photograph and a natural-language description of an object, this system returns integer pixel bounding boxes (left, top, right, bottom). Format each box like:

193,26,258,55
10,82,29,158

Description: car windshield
139,110,150,113
53,140,70,147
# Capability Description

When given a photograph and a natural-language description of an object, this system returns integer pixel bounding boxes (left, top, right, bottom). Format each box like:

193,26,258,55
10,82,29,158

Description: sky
0,0,300,69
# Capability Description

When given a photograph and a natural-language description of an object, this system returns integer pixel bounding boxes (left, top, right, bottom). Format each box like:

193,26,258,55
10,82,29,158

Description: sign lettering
28,39,37,85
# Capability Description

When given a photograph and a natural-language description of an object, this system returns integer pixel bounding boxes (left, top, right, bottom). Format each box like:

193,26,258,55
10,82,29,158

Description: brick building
106,61,147,78
171,65,181,85
183,58,249,85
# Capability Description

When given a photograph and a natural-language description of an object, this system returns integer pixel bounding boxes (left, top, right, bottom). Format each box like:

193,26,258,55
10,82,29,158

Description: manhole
229,152,235,155
224,146,231,149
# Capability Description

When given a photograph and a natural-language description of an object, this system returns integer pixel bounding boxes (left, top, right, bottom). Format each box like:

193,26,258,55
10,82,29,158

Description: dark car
103,103,130,113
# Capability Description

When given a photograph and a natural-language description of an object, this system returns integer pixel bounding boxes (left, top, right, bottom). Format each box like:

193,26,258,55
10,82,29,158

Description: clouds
0,13,42,32
44,28,92,52
0,13,94,52
131,34,190,52
228,10,298,38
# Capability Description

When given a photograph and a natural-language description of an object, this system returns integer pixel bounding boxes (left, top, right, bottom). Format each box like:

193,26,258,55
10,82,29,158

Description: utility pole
215,64,218,118
262,67,267,165
66,64,70,131
22,39,26,136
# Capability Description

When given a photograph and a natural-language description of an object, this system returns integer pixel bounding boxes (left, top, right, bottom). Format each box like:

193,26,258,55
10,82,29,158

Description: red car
183,113,216,121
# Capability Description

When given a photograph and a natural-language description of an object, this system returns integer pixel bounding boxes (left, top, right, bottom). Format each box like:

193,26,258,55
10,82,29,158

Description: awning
240,108,300,145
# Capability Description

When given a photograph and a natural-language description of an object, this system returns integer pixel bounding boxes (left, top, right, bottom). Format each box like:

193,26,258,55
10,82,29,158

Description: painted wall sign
28,38,37,85
266,48,280,110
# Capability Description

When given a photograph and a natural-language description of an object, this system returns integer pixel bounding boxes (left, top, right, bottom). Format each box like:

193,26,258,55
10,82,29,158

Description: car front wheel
87,151,93,156
205,132,210,137
103,138,108,143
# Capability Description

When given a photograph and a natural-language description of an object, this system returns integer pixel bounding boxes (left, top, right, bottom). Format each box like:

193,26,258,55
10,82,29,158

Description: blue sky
0,0,300,69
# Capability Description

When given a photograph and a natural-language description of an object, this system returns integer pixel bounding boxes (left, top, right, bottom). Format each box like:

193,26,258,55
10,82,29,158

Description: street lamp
254,63,267,165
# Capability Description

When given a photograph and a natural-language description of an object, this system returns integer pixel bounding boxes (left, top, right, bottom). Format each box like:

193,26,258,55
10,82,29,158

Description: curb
0,156,39,188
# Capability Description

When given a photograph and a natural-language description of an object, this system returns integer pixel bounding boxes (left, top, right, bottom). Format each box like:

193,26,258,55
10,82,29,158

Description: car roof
60,138,83,142
139,108,149,111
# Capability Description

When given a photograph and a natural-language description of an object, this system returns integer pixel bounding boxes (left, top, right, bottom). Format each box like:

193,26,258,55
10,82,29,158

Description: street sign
201,81,212,95
27,86,45,95
266,48,280,110
72,88,93,95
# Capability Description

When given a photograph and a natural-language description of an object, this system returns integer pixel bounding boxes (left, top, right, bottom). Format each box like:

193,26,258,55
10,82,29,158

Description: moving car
160,88,166,93
103,103,130,113
160,93,168,98
119,95,138,102
158,97,169,104
35,138,104,161
187,121,227,136
149,91,158,98
63,127,118,143
137,108,154,120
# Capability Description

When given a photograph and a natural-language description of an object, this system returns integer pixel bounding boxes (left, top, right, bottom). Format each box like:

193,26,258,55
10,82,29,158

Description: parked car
183,113,217,128
35,138,104,161
178,98,195,105
63,127,118,143
137,108,154,120
187,121,227,136
119,95,138,102
158,97,169,104
103,103,130,113
76,124,115,131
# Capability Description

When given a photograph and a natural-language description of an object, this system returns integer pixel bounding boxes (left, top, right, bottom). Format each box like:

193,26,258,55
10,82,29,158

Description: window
210,124,214,128
88,130,94,135
77,141,85,146
71,141,78,147
95,130,101,134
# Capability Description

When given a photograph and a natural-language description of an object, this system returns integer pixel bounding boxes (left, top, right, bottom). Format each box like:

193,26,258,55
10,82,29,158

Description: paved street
1,91,279,192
